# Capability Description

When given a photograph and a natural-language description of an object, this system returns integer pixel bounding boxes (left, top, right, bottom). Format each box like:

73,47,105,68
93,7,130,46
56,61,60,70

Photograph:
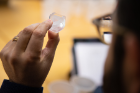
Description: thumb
46,30,60,48
42,30,60,57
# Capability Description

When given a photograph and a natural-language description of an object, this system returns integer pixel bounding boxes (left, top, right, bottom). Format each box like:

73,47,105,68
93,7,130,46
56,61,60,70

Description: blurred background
0,0,116,93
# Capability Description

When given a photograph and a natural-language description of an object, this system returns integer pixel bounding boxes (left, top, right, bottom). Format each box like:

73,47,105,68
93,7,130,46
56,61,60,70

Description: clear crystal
49,13,66,33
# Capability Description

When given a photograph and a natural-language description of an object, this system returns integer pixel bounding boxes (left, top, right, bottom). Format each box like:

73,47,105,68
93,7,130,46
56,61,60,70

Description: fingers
1,40,12,52
46,30,60,49
10,31,22,50
0,40,11,58
25,20,53,56
42,30,60,60
15,23,40,53
0,31,22,58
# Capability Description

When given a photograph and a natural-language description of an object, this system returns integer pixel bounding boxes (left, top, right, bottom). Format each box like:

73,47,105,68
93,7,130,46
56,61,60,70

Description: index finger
25,20,53,56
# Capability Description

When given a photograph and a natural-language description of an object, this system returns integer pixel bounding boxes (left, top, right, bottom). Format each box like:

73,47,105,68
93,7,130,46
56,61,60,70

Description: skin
0,19,60,87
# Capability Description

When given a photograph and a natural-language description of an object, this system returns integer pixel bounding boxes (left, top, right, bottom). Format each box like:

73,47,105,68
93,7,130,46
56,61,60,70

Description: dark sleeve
0,79,43,93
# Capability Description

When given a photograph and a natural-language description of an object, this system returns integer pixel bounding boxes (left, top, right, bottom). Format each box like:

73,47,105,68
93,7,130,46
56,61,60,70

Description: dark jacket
0,80,43,93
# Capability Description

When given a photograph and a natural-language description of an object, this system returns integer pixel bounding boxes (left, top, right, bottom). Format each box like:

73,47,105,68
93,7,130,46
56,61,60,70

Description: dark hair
117,0,140,36
103,35,126,93
104,1,140,93
117,0,140,81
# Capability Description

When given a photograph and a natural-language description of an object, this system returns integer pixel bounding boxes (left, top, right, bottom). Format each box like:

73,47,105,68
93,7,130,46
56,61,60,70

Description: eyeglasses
92,14,113,45
93,13,129,45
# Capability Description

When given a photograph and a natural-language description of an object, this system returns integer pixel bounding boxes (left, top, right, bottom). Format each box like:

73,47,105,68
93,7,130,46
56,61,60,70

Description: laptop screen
72,39,109,86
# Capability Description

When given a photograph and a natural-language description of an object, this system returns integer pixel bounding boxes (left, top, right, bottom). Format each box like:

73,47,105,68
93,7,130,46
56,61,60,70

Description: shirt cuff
0,79,43,93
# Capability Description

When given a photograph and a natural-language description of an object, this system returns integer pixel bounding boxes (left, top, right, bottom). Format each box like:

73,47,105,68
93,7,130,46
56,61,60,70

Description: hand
0,19,60,87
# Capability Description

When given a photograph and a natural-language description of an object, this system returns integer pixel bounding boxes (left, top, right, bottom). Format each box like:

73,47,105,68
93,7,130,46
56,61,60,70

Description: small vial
49,12,66,33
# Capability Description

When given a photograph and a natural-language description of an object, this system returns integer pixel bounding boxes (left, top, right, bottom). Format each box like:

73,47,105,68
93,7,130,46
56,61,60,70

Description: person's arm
0,19,60,92
0,80,43,93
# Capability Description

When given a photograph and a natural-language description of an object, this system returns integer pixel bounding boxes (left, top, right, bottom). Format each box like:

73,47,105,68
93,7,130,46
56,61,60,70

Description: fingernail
49,30,58,35
46,19,52,23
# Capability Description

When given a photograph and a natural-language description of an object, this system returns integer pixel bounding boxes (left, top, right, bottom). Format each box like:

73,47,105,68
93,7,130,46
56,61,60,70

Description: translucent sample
49,12,66,33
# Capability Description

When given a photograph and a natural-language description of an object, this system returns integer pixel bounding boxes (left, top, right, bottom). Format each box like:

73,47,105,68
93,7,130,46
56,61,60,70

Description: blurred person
0,0,140,93
103,0,140,93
